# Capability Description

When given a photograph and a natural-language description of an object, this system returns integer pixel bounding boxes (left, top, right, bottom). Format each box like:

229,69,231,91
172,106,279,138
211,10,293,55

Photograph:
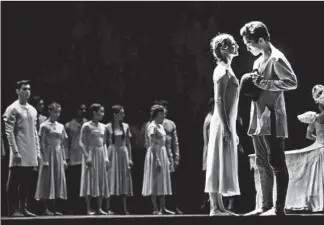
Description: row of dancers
2,81,184,216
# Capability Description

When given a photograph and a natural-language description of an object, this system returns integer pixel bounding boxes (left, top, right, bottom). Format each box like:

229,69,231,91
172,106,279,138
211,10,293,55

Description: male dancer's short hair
154,100,169,109
16,80,31,90
240,21,270,42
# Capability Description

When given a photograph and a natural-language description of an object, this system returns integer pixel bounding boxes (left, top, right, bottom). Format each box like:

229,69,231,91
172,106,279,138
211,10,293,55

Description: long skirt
107,145,133,196
80,147,110,198
142,145,172,196
35,145,67,200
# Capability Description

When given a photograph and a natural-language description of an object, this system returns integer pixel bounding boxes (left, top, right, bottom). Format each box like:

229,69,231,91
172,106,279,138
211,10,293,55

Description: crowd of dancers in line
2,20,324,218
2,89,186,216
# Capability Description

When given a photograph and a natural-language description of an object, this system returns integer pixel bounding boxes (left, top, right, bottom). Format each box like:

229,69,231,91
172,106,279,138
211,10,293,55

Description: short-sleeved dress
35,120,68,200
79,121,110,198
142,121,172,196
106,123,133,196
205,63,241,197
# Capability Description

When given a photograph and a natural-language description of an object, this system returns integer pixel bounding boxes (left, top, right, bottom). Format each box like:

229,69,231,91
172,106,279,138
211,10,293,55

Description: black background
1,1,324,215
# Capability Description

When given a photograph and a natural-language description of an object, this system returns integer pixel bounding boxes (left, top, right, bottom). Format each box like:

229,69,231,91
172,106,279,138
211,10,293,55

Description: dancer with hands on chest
79,104,110,215
240,21,298,216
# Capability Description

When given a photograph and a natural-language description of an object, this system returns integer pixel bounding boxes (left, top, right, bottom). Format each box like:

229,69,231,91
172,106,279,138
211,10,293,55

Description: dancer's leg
209,192,221,216
96,197,107,215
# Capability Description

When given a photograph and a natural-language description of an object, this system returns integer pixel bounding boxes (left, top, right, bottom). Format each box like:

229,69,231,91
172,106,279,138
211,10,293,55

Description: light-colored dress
203,113,212,171
205,63,241,196
35,120,68,200
79,121,110,198
250,111,324,212
106,123,133,196
142,121,172,196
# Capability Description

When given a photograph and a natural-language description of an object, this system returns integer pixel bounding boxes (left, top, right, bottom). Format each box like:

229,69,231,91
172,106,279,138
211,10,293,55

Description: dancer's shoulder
213,66,229,83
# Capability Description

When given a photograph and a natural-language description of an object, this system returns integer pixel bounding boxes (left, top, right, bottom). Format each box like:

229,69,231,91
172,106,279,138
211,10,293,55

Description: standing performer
142,105,172,215
35,102,68,215
240,21,298,216
106,105,133,215
3,80,40,217
79,104,110,215
155,100,182,214
204,34,241,216
200,97,214,211
1,124,9,216
65,104,87,214
31,96,47,131
28,96,47,214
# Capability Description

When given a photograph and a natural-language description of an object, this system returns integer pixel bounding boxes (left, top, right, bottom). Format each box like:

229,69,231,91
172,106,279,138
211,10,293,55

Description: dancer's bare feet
210,210,222,216
96,209,108,215
220,210,239,216
244,208,271,216
42,209,54,216
162,208,175,215
86,210,95,215
153,210,162,215
54,211,63,216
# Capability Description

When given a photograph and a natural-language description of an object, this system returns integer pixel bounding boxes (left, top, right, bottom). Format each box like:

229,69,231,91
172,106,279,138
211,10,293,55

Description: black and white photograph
1,1,324,225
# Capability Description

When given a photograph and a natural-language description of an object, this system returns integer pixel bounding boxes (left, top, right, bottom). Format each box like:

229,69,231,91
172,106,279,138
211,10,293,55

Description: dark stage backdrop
1,1,324,214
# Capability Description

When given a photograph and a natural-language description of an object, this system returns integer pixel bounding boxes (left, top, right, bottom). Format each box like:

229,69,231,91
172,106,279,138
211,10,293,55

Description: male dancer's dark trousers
66,164,82,214
170,171,179,208
251,110,289,211
6,166,34,215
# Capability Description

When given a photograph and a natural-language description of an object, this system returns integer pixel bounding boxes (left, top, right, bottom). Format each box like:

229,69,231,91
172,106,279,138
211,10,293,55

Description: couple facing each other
204,21,298,216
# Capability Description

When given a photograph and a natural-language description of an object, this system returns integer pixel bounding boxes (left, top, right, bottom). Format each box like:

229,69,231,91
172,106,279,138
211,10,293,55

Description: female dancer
142,105,172,215
205,33,240,216
79,104,110,215
106,105,133,214
284,85,324,212
35,102,68,215
200,97,214,212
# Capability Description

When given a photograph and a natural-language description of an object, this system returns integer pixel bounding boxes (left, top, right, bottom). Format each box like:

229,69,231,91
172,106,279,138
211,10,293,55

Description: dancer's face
156,111,166,124
221,38,239,58
77,104,87,118
94,107,105,121
229,38,239,57
243,36,263,56
17,84,31,101
49,107,61,122
114,108,125,122
37,99,45,113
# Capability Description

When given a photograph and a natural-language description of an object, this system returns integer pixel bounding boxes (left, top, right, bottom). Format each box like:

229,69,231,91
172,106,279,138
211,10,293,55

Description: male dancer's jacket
247,44,298,138
162,118,180,172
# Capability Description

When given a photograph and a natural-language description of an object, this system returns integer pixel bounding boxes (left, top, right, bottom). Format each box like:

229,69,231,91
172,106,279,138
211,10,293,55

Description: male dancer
31,96,47,131
3,80,40,217
28,96,47,214
65,104,87,214
156,100,183,214
240,21,298,216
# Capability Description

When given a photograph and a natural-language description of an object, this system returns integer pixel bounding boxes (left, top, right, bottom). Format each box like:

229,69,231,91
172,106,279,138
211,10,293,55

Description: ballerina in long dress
204,33,241,216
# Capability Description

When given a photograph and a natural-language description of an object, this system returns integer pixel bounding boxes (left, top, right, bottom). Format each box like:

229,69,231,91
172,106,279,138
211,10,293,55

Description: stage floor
2,214,324,225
